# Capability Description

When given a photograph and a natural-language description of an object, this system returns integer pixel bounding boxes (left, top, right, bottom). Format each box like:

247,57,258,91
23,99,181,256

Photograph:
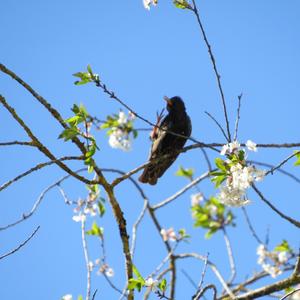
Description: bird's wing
149,116,170,158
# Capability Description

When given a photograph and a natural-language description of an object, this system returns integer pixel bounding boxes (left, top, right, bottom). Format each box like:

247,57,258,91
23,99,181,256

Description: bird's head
163,96,186,113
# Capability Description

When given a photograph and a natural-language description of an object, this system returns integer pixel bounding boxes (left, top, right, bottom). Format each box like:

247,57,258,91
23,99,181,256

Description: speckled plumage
139,96,192,185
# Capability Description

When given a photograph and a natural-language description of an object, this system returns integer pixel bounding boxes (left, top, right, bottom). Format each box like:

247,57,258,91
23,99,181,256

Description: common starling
138,96,192,185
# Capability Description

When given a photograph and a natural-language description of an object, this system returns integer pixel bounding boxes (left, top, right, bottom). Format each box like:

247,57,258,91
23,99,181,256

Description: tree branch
0,226,40,260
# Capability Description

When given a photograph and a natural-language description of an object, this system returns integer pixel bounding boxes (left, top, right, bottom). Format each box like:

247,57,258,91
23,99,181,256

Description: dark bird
138,96,192,185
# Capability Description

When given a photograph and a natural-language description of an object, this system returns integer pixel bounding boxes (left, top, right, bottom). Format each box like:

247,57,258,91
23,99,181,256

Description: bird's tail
138,166,158,185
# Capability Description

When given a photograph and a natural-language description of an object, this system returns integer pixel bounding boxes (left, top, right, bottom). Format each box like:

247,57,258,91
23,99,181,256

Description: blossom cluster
213,140,266,207
256,244,289,278
72,185,101,222
88,259,114,277
160,227,189,242
103,111,136,152
143,0,158,10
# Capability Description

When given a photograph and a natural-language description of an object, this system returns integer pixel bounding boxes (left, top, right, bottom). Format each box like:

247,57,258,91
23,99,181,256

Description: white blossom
105,267,115,277
160,227,177,242
218,185,250,207
143,0,157,10
278,251,288,264
118,111,127,125
190,193,204,206
220,141,240,155
262,263,282,278
207,204,218,215
145,277,158,291
84,203,98,217
254,169,266,182
246,140,257,152
61,295,72,300
88,261,94,271
256,244,288,278
72,213,86,222
109,128,132,151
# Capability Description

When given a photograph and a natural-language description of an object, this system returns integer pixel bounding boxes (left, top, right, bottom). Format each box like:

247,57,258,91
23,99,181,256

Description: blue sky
1,1,300,299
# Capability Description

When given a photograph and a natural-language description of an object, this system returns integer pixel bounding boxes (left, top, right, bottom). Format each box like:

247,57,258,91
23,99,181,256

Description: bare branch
280,288,300,300
242,207,264,245
0,169,86,231
81,217,91,300
250,160,300,185
0,95,95,185
191,0,231,141
222,228,236,284
0,156,83,193
152,172,210,210
233,93,243,141
252,184,300,229
265,151,300,176
0,226,40,260
131,198,148,257
194,284,217,300
174,253,235,299
205,111,229,142
197,253,210,292
0,63,86,153
0,140,34,146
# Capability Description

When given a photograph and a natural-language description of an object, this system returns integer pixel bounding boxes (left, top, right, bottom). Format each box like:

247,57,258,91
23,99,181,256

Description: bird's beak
163,96,172,106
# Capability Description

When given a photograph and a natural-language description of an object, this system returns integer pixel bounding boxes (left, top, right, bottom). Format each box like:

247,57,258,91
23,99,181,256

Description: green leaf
173,0,190,9
175,166,194,178
77,296,83,300
215,157,227,171
132,265,144,281
128,278,145,292
205,227,218,239
158,278,167,292
211,174,226,188
87,64,93,76
86,221,103,237
294,151,300,166
73,71,92,85
274,240,292,252
97,201,106,217
58,127,79,141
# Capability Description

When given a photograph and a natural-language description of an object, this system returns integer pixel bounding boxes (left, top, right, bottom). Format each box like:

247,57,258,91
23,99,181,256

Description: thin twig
181,269,198,289
252,184,300,229
131,198,148,257
91,290,98,300
93,77,214,148
197,252,210,292
222,228,236,284
174,253,235,299
280,288,300,300
0,95,95,185
233,93,243,141
242,207,264,245
0,140,34,146
249,160,300,185
265,151,300,176
0,169,87,231
194,284,217,300
81,216,91,300
0,156,83,192
0,63,86,153
191,0,231,141
205,111,229,142
152,172,210,210
0,226,40,260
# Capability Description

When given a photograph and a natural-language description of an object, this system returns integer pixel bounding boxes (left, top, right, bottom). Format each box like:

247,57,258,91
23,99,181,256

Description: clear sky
1,1,300,299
